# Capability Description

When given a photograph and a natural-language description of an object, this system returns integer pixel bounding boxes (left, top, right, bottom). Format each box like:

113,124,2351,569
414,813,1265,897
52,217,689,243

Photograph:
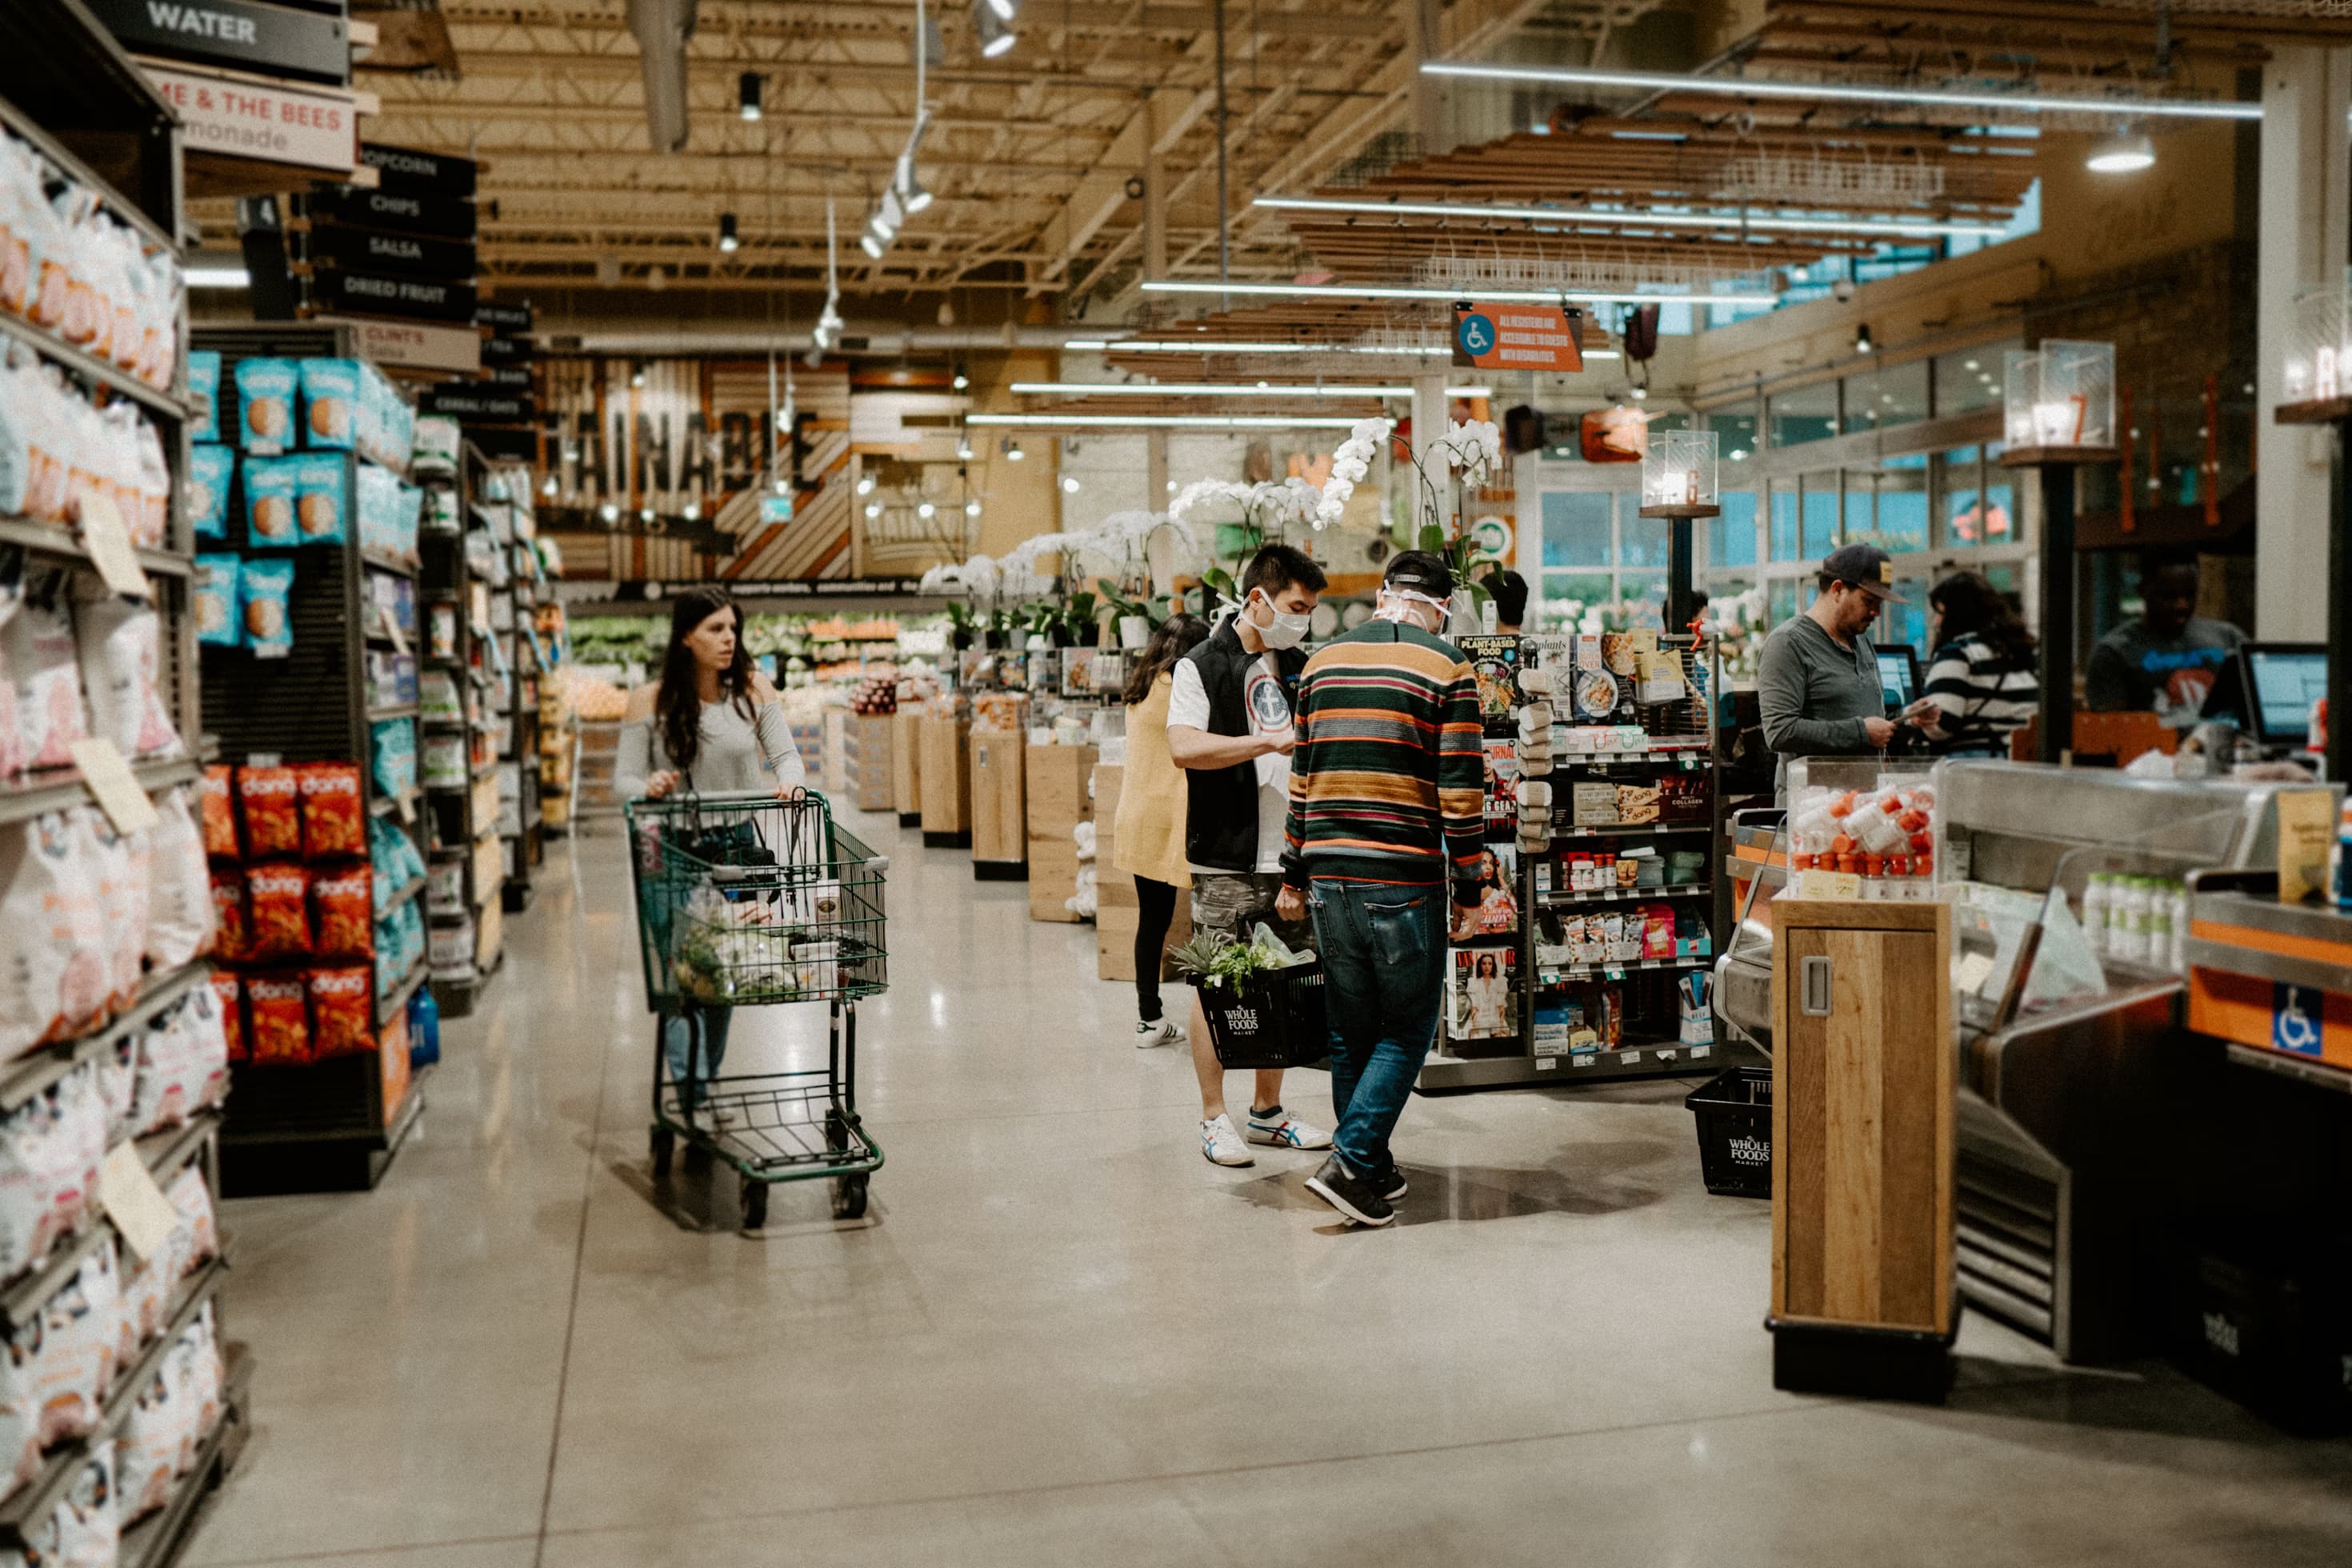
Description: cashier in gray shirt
1757,543,1901,794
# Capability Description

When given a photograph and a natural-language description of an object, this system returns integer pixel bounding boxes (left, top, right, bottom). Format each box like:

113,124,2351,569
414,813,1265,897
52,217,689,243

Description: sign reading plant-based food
1453,302,1583,374
539,358,838,523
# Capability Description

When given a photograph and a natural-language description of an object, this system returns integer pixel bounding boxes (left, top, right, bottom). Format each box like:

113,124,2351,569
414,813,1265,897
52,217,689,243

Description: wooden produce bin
1770,898,1955,1403
1026,743,1096,922
891,708,924,824
971,729,1029,879
1095,762,1189,980
918,711,973,846
843,712,896,813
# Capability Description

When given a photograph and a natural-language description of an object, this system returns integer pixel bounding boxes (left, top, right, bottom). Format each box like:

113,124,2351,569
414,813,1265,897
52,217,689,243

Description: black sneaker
1378,1168,1409,1202
1306,1154,1396,1227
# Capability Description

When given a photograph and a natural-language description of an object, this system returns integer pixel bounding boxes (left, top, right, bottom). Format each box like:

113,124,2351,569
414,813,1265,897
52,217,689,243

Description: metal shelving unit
421,442,503,1018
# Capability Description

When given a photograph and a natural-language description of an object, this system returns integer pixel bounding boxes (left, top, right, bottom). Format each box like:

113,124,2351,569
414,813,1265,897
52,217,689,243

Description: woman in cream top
1113,614,1210,1045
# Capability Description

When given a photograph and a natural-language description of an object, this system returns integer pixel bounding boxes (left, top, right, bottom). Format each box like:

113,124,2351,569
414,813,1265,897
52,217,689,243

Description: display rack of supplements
533,597,577,836
416,436,505,1016
188,324,436,1191
0,15,257,1565
1421,629,1735,1090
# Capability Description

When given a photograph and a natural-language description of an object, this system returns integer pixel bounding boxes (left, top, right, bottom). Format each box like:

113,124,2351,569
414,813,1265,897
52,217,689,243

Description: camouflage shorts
1190,870,1315,949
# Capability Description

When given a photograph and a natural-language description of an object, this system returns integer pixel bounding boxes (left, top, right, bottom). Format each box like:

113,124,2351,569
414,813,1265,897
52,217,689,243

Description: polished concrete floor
193,809,2352,1567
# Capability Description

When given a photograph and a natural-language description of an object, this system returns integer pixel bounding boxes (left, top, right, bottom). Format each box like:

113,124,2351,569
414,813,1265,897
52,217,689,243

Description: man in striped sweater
1276,552,1486,1226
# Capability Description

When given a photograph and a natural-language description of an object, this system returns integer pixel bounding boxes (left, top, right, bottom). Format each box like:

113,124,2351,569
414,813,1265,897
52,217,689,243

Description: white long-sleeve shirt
614,682,808,800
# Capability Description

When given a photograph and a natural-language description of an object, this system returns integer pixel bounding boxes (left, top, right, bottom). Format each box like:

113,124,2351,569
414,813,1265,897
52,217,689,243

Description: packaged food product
209,970,244,1063
244,861,310,958
198,765,236,857
1,586,85,772
165,1163,215,1272
118,1352,182,1521
133,985,228,1137
240,555,294,657
241,454,298,543
413,413,460,473
371,717,416,800
236,765,300,855
186,441,233,539
308,966,372,1058
232,356,298,451
297,762,365,858
50,1437,119,1568
0,810,108,1058
186,350,220,442
74,592,180,758
291,449,346,543
81,809,147,1007
312,866,372,958
145,787,214,970
37,1238,119,1444
243,973,308,1066
206,870,246,963
192,552,240,647
298,357,360,449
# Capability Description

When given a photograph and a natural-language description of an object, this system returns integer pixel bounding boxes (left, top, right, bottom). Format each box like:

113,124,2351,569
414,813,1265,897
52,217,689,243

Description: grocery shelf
0,310,192,425
0,1109,222,1335
0,755,202,828
360,550,419,580
1418,1034,1751,1091
0,958,212,1114
117,1346,250,1568
1552,822,1712,838
1534,956,1713,985
1538,884,1711,908
0,517,191,579
377,954,428,1027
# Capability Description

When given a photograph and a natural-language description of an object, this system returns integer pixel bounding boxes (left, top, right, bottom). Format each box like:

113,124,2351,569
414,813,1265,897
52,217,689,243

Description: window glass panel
1710,491,1758,568
1982,470,2018,544
1800,470,1840,558
1933,342,2018,416
1538,571,1614,630
1938,446,1982,546
1769,578,1799,625
1846,360,1928,434
1878,573,1931,656
1541,491,1612,566
1862,454,1930,554
1769,381,1838,449
1618,574,1668,630
1708,411,1759,462
1769,483,1799,561
1621,502,1669,568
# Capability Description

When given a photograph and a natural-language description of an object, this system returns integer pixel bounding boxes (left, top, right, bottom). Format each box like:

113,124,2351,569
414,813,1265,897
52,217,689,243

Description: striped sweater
1279,621,1487,902
1920,632,2038,755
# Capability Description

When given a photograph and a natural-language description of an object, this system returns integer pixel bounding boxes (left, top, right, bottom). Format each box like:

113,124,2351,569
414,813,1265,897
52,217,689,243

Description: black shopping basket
1201,960,1329,1070
1684,1066,1774,1198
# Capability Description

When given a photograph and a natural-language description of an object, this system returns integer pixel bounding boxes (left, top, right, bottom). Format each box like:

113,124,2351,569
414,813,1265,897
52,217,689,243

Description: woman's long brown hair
1120,611,1211,704
656,586,756,776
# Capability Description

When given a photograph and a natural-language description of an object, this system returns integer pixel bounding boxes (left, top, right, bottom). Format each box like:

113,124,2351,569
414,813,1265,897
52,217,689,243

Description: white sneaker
1246,1110,1334,1151
1200,1114,1254,1166
1135,1016,1187,1049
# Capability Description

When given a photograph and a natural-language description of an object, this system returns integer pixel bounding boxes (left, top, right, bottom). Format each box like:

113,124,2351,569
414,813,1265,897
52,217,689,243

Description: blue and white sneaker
1202,1114,1254,1166
1246,1110,1334,1150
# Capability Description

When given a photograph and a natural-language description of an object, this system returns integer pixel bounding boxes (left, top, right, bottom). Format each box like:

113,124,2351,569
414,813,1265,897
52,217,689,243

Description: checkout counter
1717,760,2343,1366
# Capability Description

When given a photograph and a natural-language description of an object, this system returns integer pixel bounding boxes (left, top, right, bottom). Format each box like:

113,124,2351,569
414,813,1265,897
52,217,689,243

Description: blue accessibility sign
1456,311,1496,358
2273,982,2323,1057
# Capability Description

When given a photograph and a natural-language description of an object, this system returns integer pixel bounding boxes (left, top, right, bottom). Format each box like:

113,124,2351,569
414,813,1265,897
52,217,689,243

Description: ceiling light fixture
718,212,739,253
953,364,970,390
185,264,250,288
861,232,887,259
1003,437,1024,458
738,72,762,121
630,365,646,388
1061,476,1081,494
1854,322,1874,354
1250,194,2008,241
974,0,1017,57
2086,128,2157,173
965,499,982,517
918,501,937,518
956,434,974,459
599,502,619,522
865,502,882,518
857,475,876,494
972,413,1362,430
1141,280,1777,306
682,500,701,521
1010,381,1508,398
897,155,933,215
1417,62,2262,122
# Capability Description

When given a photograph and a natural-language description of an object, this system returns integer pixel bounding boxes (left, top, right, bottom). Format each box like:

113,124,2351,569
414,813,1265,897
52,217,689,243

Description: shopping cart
626,789,889,1227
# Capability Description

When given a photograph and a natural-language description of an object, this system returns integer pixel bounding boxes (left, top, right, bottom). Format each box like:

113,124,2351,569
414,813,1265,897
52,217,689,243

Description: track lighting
879,189,905,233
639,506,654,522
975,2,1017,57
599,502,618,522
2086,128,2156,174
683,500,701,521
866,502,882,519
986,0,1019,20
896,154,933,215
1061,475,1081,494
738,72,762,122
718,213,739,253
861,232,886,259
956,434,974,460
953,363,970,390
1854,322,1874,354
540,474,557,498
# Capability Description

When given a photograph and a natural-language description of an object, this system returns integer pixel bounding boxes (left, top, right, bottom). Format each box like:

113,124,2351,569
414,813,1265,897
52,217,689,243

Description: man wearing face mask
1167,543,1334,1167
1278,552,1486,1227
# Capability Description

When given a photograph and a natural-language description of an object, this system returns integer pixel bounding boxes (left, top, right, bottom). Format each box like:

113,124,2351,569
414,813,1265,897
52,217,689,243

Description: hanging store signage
477,302,533,333
306,222,476,282
94,0,351,85
540,358,807,520
484,365,534,390
1454,302,1583,374
308,182,477,240
481,334,534,365
318,316,482,375
141,62,357,174
420,387,534,422
360,142,477,199
311,267,477,323
759,494,795,524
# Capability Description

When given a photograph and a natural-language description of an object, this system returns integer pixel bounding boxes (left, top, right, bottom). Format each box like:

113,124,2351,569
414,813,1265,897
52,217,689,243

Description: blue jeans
665,1006,733,1106
1307,878,1446,1179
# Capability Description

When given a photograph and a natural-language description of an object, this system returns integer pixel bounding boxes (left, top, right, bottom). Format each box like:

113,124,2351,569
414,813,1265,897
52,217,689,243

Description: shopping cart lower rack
626,789,888,1226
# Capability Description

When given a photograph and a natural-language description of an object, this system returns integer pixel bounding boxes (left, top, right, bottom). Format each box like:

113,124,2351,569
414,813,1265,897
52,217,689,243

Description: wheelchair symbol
1457,312,1496,357
2273,982,2322,1057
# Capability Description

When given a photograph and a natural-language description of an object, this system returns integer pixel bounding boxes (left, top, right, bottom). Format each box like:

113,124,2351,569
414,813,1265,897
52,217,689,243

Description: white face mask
1250,592,1312,650
1374,587,1449,633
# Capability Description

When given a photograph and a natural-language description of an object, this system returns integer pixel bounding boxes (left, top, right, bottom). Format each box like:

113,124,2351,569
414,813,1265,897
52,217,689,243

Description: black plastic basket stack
1685,1066,1774,1198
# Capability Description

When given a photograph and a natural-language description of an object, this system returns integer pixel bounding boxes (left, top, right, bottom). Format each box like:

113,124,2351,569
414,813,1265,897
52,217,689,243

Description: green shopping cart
626,789,888,1227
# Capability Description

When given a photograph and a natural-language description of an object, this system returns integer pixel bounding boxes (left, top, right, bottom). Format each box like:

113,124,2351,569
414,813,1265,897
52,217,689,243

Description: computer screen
2245,648,2328,744
1876,650,1918,712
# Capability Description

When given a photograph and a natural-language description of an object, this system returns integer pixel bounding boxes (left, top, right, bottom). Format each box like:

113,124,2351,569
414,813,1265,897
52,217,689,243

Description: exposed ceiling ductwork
626,0,698,154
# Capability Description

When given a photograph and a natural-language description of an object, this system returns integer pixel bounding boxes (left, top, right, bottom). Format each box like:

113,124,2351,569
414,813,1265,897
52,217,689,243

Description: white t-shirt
1167,651,1291,874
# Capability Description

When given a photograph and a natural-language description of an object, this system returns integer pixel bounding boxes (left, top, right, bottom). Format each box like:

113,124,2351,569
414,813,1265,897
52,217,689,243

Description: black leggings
1134,876,1180,1022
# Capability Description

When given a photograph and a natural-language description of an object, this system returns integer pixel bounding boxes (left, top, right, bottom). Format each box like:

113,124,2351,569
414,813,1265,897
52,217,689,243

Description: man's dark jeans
1306,878,1446,1181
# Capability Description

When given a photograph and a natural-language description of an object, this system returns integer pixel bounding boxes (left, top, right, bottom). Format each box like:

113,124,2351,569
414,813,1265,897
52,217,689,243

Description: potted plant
945,601,977,651
1064,589,1102,647
1102,586,1157,648
984,606,1014,650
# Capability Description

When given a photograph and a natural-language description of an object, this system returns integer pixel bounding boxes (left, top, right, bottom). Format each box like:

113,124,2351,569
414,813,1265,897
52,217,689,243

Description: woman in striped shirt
1906,571,2040,757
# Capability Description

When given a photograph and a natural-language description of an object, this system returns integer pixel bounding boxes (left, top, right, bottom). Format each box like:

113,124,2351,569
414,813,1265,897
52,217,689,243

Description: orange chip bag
210,971,245,1064
236,766,300,858
245,974,308,1066
244,862,310,959
298,763,365,860
208,871,247,962
198,766,238,858
307,967,372,1058
312,868,372,959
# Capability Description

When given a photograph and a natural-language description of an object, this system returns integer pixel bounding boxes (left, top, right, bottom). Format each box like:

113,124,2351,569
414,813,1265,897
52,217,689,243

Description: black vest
1178,619,1306,873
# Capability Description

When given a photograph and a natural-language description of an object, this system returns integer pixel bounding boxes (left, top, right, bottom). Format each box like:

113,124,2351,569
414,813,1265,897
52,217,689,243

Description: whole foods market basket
625,790,888,1226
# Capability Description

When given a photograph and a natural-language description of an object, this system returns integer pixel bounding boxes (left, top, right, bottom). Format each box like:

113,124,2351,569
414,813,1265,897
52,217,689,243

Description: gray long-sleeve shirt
615,684,808,800
1756,614,1886,790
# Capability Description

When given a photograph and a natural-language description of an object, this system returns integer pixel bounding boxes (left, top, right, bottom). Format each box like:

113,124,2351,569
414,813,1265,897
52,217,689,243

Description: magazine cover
1467,842,1519,937
1455,634,1522,738
1482,738,1519,838
1449,945,1520,1042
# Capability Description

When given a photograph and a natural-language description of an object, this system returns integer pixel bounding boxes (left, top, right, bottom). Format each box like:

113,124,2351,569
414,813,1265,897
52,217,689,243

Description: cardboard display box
1026,744,1098,921
891,709,924,822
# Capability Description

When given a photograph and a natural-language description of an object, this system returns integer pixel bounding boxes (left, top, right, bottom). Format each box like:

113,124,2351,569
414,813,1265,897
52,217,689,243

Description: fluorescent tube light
1141,280,1778,306
1252,194,2008,240
1418,62,2260,122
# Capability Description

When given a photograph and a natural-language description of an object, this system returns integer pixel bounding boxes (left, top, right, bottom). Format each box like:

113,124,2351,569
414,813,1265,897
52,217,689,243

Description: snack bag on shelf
74,592,180,759
206,869,247,963
208,970,244,1065
311,868,372,959
164,1164,215,1274
97,1031,134,1146
307,966,372,1058
291,450,346,544
240,455,297,543
116,1354,182,1522
232,357,298,453
2,587,86,773
0,810,106,1058
298,358,359,450
35,1237,119,1445
154,972,230,1128
81,810,147,1010
146,787,214,971
239,556,295,658
186,350,220,442
234,766,300,857
242,973,309,1067
186,442,233,541
297,762,366,859
192,553,240,649
243,862,311,960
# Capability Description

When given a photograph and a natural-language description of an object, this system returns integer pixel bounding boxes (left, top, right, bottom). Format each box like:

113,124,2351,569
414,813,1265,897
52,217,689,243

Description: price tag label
1692,1045,1713,1058
78,493,153,601
68,738,160,835
94,1141,178,1264
380,603,412,658
1537,1058,1558,1071
1604,967,1624,981
394,790,417,824
1622,1050,1642,1065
